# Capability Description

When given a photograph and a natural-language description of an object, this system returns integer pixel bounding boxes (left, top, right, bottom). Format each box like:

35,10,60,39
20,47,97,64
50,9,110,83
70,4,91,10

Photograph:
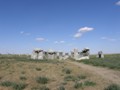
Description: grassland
79,54,120,70
0,54,119,90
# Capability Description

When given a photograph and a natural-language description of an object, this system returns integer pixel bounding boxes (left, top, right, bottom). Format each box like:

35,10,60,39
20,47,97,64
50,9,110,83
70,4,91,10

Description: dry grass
0,55,114,90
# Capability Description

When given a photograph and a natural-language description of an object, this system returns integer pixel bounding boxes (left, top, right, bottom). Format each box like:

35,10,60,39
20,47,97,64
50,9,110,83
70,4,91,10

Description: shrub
78,75,86,80
0,76,2,80
36,68,42,71
36,76,49,84
64,75,77,81
21,71,26,74
31,86,49,90
58,86,65,90
0,81,27,90
74,82,83,89
20,76,27,80
40,86,50,90
62,68,71,74
12,83,27,90
0,81,13,87
84,81,96,86
104,84,120,90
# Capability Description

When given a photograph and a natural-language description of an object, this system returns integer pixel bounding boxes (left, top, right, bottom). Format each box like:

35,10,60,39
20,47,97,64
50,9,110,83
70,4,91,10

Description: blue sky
0,0,120,54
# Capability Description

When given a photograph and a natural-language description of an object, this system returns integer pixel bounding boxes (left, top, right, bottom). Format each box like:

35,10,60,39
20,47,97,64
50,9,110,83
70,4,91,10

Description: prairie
0,54,120,90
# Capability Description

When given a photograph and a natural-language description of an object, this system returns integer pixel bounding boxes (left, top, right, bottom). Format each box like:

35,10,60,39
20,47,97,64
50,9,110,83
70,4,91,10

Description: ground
0,55,120,90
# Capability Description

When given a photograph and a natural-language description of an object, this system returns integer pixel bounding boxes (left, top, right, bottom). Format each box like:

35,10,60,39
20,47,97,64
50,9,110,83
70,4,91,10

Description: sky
0,0,120,54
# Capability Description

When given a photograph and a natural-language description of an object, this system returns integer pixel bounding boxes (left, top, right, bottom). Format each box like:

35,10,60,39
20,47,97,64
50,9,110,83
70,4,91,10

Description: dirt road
67,61,120,85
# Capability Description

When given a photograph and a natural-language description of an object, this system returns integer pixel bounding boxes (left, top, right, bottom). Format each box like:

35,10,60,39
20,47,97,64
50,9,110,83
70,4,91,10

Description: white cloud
78,27,94,32
74,26,94,38
116,1,120,6
74,33,82,38
54,40,65,44
36,38,45,41
101,37,117,41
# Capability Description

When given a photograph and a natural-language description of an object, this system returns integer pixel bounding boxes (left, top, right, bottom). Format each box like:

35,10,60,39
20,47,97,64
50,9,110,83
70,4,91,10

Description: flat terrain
68,61,120,85
79,54,120,69
0,55,120,90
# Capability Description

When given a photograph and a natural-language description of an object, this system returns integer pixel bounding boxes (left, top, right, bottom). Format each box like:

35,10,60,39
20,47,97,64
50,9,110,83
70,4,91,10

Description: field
0,54,120,90
79,54,120,70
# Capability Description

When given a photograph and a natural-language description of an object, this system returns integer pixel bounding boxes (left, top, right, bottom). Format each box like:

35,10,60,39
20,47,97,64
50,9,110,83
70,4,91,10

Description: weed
74,82,83,89
12,83,27,90
36,68,42,71
0,81,13,87
20,76,27,80
0,81,27,90
21,71,26,74
84,81,96,86
36,76,49,84
64,75,77,81
78,75,86,80
62,68,71,74
58,86,65,90
104,84,120,90
40,86,50,90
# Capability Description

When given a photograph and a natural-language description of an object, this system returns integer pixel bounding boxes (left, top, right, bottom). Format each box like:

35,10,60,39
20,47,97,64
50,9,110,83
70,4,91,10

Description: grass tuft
58,86,65,90
62,68,72,74
104,84,120,90
36,68,42,71
84,81,96,86
12,83,27,90
64,75,77,81
74,82,83,89
20,76,27,81
36,76,49,84
77,75,86,80
0,81,13,87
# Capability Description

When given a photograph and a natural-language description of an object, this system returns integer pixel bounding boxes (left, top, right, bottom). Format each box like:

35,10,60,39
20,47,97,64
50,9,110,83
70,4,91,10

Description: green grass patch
31,86,50,90
36,76,49,84
12,83,27,90
62,68,72,74
36,68,42,71
74,82,83,89
79,54,120,69
84,81,96,86
0,81,27,90
58,86,65,90
77,75,86,80
104,84,120,90
0,81,13,87
20,76,27,81
64,75,77,81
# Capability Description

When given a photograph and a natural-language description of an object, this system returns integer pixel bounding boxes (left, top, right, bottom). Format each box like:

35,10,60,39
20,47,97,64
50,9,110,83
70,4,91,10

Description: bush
40,86,50,90
36,68,42,71
20,76,27,80
78,75,86,80
0,81,27,90
64,75,77,81
84,81,96,86
58,86,65,90
0,81,13,87
12,83,27,90
104,84,120,90
31,86,49,90
21,71,26,74
36,77,49,84
74,82,83,89
62,68,71,74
